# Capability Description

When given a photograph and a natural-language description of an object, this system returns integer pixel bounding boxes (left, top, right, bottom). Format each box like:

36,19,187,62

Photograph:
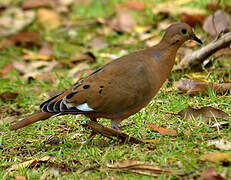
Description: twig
85,121,144,144
174,31,231,70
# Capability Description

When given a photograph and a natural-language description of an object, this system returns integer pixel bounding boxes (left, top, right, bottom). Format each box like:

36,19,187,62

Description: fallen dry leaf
0,63,13,76
21,0,53,9
178,106,230,122
37,8,61,31
0,106,21,117
68,62,90,79
104,160,185,177
200,152,231,163
8,156,51,171
0,8,35,37
0,116,18,125
0,92,18,101
13,60,58,80
38,42,54,56
125,1,146,11
71,52,96,64
3,31,42,47
208,139,231,151
88,37,108,50
180,13,205,27
23,50,54,61
174,78,231,95
201,167,226,180
15,176,26,180
203,10,230,36
108,9,137,33
147,122,177,136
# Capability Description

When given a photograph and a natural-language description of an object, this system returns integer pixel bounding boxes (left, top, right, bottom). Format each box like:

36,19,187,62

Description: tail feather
9,111,56,130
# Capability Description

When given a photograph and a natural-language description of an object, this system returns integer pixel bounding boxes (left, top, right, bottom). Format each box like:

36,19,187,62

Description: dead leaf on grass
0,8,35,37
22,49,54,61
178,106,230,122
37,8,61,31
15,176,26,180
0,63,13,76
200,152,231,164
0,91,18,101
104,160,185,177
21,0,53,9
124,1,146,11
208,139,231,151
71,52,96,64
38,42,54,57
180,13,205,27
174,78,231,95
108,9,137,33
201,167,226,180
13,60,58,80
88,37,108,50
0,106,21,117
147,122,177,136
8,156,51,171
203,10,230,36
0,116,18,125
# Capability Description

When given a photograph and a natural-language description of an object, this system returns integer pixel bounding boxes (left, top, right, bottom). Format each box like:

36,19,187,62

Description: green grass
1,0,231,179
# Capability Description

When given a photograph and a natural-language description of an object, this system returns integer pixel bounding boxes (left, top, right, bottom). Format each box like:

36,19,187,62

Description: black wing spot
100,85,104,88
66,92,77,99
83,85,90,89
99,89,103,94
73,84,81,91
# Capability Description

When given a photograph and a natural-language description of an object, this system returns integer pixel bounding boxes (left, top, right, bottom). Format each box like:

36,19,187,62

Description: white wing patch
76,103,94,111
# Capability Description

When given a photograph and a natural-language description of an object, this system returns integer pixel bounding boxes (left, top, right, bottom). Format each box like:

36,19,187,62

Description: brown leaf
180,13,205,27
37,8,61,31
0,116,18,125
21,0,52,9
174,78,231,95
71,52,96,64
178,106,230,122
208,139,231,151
147,122,177,136
108,9,136,33
13,60,58,80
200,152,231,163
15,176,26,180
38,42,54,56
0,63,13,76
8,156,51,171
201,167,226,180
203,10,230,36
104,160,185,176
0,92,18,101
0,8,35,37
0,106,21,117
88,37,107,50
4,32,41,47
125,1,146,11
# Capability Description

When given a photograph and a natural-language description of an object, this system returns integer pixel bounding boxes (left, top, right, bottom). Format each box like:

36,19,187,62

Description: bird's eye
181,28,187,34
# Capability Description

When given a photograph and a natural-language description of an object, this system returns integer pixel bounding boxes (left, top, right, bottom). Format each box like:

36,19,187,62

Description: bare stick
174,31,231,70
86,121,144,144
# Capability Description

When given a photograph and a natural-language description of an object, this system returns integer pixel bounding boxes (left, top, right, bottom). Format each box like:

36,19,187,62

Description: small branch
174,31,231,70
86,121,144,144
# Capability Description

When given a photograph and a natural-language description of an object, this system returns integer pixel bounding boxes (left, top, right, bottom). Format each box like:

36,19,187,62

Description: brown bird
9,23,202,131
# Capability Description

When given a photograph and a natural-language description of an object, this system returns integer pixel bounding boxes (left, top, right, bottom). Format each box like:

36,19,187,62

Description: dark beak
191,34,203,45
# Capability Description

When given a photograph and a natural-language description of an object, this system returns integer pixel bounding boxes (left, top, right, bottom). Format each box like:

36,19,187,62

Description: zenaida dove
9,23,202,131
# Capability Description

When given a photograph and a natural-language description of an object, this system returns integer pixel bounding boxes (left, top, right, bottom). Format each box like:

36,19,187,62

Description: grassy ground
0,0,231,179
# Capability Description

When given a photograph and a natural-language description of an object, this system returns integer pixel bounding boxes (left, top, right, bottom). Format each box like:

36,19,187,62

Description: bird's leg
88,117,98,139
111,120,121,131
